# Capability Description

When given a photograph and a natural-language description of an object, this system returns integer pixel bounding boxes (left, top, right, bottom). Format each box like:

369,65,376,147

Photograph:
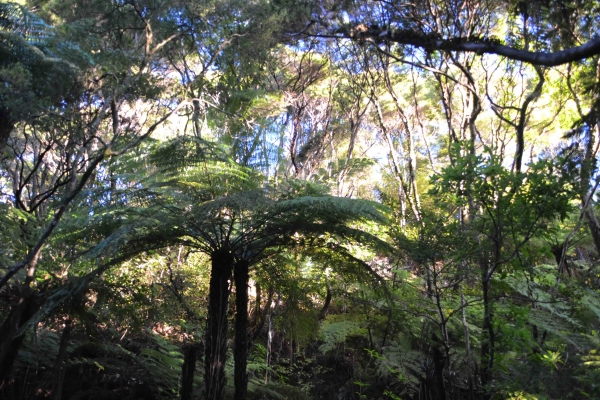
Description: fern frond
374,347,423,393
528,308,590,350
0,3,55,45
149,135,231,174
319,319,366,353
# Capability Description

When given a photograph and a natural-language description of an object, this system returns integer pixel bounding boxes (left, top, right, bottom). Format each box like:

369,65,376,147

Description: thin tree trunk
480,276,494,386
192,99,202,138
252,287,273,341
461,293,475,400
233,259,249,400
254,282,261,322
513,66,544,173
318,282,332,321
181,343,200,400
52,318,72,400
204,250,233,400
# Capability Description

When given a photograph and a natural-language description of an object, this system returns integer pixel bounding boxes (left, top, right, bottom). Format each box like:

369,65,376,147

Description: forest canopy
1,1,600,400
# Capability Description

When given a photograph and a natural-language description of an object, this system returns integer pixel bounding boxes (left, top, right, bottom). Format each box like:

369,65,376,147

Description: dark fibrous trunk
204,250,233,400
181,342,200,400
432,345,447,400
233,259,249,400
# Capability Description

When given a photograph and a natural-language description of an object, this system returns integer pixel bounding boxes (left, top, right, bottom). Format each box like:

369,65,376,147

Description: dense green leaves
3,1,600,400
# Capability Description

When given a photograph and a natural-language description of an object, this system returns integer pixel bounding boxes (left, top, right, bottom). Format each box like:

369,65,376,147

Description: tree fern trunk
204,250,233,400
181,343,200,400
233,259,249,400
432,344,447,400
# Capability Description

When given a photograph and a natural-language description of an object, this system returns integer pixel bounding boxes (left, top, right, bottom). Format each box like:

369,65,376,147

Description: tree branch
330,27,600,66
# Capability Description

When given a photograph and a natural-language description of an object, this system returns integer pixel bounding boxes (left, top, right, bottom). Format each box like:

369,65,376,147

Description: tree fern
24,135,393,400
0,3,54,45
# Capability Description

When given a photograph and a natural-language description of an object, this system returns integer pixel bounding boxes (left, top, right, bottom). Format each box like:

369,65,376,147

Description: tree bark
252,287,273,341
582,196,600,257
204,250,233,400
514,66,544,173
336,26,600,66
432,344,447,400
192,99,202,138
0,108,14,151
0,250,42,388
233,259,250,400
181,343,200,400
461,294,475,400
480,276,494,386
52,318,72,400
0,290,37,388
318,282,332,321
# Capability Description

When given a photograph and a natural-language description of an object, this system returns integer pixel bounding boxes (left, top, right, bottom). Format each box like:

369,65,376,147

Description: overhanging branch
330,27,600,66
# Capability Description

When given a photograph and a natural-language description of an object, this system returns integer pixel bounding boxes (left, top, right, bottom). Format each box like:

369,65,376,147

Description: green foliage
313,157,375,187
578,342,600,398
0,3,81,117
372,347,422,396
139,332,184,398
4,1,600,399
319,318,367,353
0,204,35,268
0,2,55,45
432,146,574,227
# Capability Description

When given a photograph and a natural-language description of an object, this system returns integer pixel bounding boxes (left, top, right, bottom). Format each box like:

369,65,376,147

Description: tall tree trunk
0,251,42,388
432,343,447,400
253,282,262,328
480,276,494,386
181,343,200,400
204,250,233,400
252,287,273,341
233,259,250,400
0,290,37,388
52,318,72,400
461,293,475,400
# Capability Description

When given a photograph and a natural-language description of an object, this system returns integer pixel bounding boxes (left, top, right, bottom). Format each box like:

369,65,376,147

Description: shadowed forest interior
2,1,600,399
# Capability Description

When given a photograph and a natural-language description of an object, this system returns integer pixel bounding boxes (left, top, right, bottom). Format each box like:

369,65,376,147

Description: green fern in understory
319,319,366,353
139,332,184,398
